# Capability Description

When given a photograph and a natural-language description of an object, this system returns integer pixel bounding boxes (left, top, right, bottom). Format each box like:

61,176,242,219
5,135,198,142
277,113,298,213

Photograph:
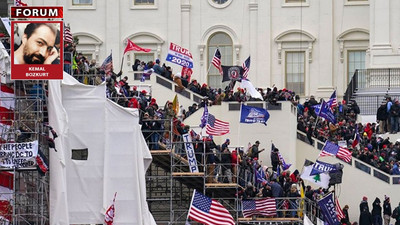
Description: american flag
242,56,251,79
101,53,113,76
188,190,235,225
351,125,360,148
242,198,277,218
64,26,73,43
327,90,337,108
14,0,27,6
319,141,352,163
335,197,345,221
212,49,222,75
200,104,229,136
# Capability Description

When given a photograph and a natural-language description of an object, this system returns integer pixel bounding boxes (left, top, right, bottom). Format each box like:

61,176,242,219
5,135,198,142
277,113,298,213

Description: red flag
105,192,117,225
123,39,151,54
0,172,13,222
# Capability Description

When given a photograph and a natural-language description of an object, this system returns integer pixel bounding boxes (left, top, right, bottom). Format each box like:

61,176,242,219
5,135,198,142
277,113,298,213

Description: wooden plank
238,217,301,222
205,183,239,188
150,150,171,155
172,172,204,176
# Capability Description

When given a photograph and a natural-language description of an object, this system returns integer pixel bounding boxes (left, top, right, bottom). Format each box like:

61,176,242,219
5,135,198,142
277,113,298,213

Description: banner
240,104,269,125
317,192,340,225
182,133,199,173
310,160,339,175
0,140,38,168
166,43,193,68
11,21,63,80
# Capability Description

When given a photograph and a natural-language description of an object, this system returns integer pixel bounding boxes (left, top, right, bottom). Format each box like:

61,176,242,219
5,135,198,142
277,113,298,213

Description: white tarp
48,73,156,225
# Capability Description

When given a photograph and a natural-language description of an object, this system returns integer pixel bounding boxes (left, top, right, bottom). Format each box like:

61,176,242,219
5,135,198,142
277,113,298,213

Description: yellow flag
298,183,305,217
172,94,179,115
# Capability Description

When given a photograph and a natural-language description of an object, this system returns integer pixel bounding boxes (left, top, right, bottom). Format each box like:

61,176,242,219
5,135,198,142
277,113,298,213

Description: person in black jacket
390,100,400,134
377,102,389,134
360,207,373,225
371,197,383,225
383,196,391,225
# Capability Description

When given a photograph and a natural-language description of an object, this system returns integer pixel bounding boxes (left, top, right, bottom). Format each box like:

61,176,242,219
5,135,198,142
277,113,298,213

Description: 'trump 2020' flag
200,104,229,136
166,43,193,68
318,192,340,225
315,100,336,124
123,39,151,54
105,192,117,225
242,198,277,218
320,141,352,163
240,104,269,125
310,160,339,176
188,190,235,225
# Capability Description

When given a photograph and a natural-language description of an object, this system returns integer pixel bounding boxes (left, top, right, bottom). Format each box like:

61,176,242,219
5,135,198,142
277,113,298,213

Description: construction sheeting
48,73,156,225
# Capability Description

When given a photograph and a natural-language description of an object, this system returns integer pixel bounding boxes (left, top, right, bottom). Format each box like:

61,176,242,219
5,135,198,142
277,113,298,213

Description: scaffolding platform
238,217,302,224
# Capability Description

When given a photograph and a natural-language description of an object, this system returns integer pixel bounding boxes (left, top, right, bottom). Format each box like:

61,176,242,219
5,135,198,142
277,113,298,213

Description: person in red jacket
128,97,139,109
231,147,240,183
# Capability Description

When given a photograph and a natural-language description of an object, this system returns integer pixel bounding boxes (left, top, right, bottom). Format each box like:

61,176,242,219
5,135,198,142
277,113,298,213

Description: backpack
247,146,253,157
392,207,399,219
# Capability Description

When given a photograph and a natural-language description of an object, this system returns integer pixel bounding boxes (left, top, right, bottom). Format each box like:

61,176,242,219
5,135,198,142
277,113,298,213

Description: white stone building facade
18,0,400,98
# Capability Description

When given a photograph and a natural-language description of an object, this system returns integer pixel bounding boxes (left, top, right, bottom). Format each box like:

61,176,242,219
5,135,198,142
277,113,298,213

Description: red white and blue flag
242,56,251,79
0,84,14,143
64,25,73,43
200,104,229,136
327,90,337,109
335,197,345,221
242,198,277,218
14,0,27,6
188,190,234,225
105,192,117,225
101,53,113,77
212,49,222,75
320,141,352,163
352,125,360,149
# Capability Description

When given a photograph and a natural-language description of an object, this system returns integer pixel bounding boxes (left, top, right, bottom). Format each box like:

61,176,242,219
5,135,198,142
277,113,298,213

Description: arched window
207,32,233,89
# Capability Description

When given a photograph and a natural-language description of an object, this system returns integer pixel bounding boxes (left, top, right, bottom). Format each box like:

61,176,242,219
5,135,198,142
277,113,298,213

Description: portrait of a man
13,23,60,65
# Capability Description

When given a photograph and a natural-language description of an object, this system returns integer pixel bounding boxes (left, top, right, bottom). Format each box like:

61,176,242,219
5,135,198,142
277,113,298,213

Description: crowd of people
66,56,400,224
296,96,400,175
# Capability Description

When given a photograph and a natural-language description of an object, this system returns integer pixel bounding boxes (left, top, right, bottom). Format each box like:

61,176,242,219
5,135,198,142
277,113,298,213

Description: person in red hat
360,196,370,214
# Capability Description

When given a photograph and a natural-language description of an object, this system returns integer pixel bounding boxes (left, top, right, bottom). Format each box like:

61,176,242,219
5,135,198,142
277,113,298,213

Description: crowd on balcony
295,95,400,176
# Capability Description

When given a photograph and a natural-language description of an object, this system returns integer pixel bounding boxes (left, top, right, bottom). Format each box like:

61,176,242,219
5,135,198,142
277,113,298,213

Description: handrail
296,130,400,185
152,74,207,103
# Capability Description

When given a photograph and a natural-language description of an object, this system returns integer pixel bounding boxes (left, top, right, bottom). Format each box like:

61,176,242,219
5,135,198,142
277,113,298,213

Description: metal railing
344,68,400,104
296,131,400,184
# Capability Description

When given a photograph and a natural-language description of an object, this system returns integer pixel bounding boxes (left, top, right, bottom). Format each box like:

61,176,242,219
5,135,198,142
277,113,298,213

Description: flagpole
120,53,125,74
187,189,196,221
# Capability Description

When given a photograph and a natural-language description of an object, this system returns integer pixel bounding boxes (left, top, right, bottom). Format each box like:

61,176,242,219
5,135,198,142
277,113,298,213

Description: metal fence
344,68,400,104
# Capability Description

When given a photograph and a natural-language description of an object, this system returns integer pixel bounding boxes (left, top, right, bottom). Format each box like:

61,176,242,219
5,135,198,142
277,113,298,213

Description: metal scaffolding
145,118,323,225
0,80,49,225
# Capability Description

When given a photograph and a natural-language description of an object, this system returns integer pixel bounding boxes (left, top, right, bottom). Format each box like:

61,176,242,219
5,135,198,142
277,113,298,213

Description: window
71,148,88,160
207,32,233,89
348,50,366,81
208,0,232,8
212,0,228,4
286,52,305,95
285,0,305,2
72,0,93,5
134,0,154,5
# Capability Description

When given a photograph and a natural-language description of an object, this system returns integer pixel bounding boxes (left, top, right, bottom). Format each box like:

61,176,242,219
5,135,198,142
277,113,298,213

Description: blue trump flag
310,160,339,175
316,100,336,124
240,104,270,125
318,192,340,225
